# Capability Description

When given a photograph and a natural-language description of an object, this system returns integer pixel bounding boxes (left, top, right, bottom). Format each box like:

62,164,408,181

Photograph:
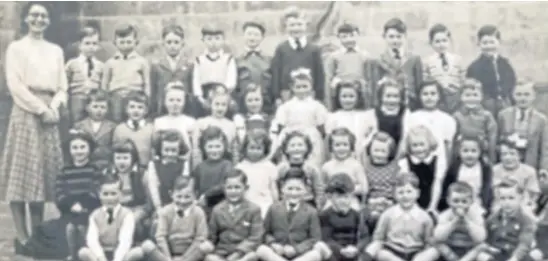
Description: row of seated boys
70,163,548,261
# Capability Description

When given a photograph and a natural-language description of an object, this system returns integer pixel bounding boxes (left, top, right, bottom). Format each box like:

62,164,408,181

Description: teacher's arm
52,46,68,109
5,43,49,115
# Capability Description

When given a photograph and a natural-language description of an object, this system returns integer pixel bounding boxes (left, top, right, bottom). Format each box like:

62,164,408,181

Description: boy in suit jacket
66,25,104,124
201,169,263,261
257,171,329,261
270,6,325,106
367,172,434,261
150,24,196,117
73,89,116,171
237,20,273,113
370,18,423,110
140,176,208,261
497,82,548,172
78,175,145,261
466,25,516,118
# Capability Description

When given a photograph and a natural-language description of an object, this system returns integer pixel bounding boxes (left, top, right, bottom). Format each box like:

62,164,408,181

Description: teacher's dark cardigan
438,159,493,213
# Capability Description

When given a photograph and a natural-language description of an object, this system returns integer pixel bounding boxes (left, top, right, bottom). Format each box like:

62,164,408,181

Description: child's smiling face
165,89,185,116
99,182,122,208
70,138,91,165
281,178,306,204
114,34,137,54
330,192,352,213
286,136,308,164
394,183,419,209
331,134,352,160
285,16,306,38
211,95,229,118
409,134,430,160
500,144,520,170
161,140,180,160
338,31,357,50
163,32,184,58
497,186,521,213
203,34,224,53
126,100,147,121
243,26,263,50
338,87,358,110
79,34,100,57
384,28,405,50
113,152,132,172
292,78,313,99
448,191,473,215
460,88,483,110
513,84,535,109
381,86,402,110
370,139,391,165
224,176,247,203
478,34,500,57
172,186,195,208
244,91,263,114
245,140,265,162
420,84,440,109
431,31,450,54
86,100,108,121
204,138,225,160
459,140,481,167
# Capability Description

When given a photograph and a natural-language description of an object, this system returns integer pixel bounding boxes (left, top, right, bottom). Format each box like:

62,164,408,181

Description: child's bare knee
77,248,93,261
530,249,543,261
199,240,214,254
140,239,156,253
313,241,332,260
476,252,492,261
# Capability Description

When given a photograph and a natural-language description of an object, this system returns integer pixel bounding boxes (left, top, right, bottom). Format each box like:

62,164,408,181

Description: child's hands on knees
227,252,242,261
283,245,297,258
341,245,358,258
199,240,215,253
71,202,83,213
270,243,284,255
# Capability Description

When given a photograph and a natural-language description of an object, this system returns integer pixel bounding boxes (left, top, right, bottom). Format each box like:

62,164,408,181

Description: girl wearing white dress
325,81,368,157
153,82,195,168
406,79,457,164
235,131,278,217
274,68,328,168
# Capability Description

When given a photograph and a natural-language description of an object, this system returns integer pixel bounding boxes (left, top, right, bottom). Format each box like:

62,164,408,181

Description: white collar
461,162,481,171
104,204,121,215
286,201,300,211
390,47,405,59
409,153,435,165
78,54,97,62
127,119,146,129
289,36,307,50
174,204,192,217
291,96,313,103
114,51,138,60
394,204,423,220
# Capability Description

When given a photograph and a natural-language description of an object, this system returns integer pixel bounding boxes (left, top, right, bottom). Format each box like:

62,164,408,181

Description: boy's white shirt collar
204,49,224,58
114,51,138,60
514,107,532,121
166,54,181,70
394,204,423,220
286,201,301,211
409,153,435,165
127,119,147,129
174,204,192,217
389,47,405,59
289,36,307,50
104,204,121,216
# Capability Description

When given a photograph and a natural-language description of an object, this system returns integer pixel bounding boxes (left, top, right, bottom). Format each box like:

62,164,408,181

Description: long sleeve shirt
112,120,154,166
486,207,536,260
5,36,68,115
155,204,208,256
65,55,104,94
55,164,101,217
86,205,135,261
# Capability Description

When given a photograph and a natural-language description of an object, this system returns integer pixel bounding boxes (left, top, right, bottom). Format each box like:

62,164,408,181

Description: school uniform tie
392,48,401,60
440,53,448,70
287,203,297,223
519,108,527,122
176,209,184,218
86,56,94,77
295,38,302,51
132,120,140,131
106,208,114,224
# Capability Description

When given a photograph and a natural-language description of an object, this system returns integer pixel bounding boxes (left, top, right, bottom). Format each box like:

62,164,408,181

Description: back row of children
52,4,548,261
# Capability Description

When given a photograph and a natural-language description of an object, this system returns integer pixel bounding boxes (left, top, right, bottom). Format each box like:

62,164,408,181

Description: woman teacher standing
0,2,66,248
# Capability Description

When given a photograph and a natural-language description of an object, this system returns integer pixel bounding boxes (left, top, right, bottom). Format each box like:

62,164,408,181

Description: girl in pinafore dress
274,68,328,168
235,131,278,217
325,81,368,157
0,2,67,248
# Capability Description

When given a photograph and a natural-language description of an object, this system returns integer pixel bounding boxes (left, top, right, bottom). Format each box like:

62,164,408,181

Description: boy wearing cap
319,173,374,261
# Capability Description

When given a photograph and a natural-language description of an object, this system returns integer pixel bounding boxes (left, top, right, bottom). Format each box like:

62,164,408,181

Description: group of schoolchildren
27,5,548,261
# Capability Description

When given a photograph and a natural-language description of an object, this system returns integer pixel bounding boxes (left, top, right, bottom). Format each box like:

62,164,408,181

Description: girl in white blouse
153,83,194,168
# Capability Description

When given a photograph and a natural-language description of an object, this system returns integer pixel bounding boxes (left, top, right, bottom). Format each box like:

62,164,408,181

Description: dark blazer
370,49,423,110
264,201,322,255
497,107,548,171
209,199,263,255
150,55,197,116
438,159,493,212
466,54,516,102
73,118,116,170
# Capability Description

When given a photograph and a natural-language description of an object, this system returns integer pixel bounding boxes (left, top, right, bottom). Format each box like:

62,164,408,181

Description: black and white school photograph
0,1,547,261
